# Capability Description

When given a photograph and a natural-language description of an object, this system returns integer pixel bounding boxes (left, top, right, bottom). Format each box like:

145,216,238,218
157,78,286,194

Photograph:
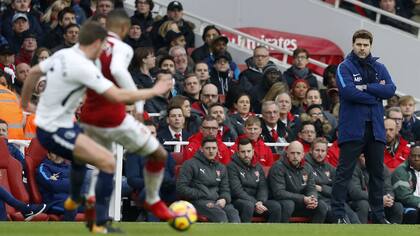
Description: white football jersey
35,45,113,132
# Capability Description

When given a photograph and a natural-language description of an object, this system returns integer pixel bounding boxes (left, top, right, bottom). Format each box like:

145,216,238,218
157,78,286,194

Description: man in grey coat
268,141,328,223
176,136,240,222
227,138,282,222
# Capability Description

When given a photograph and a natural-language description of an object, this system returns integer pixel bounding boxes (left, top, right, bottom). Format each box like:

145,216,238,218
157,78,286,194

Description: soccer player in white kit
20,21,173,233
79,10,174,227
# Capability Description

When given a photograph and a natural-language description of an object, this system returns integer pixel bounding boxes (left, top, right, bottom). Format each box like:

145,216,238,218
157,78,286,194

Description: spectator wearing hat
250,64,282,114
204,35,240,80
51,23,80,53
156,30,186,58
15,32,37,65
239,46,275,93
124,18,153,50
151,1,195,50
302,104,334,142
283,48,318,89
131,0,154,33
1,0,43,40
0,44,16,80
191,25,221,63
305,88,337,131
6,13,33,53
209,51,238,97
41,7,76,50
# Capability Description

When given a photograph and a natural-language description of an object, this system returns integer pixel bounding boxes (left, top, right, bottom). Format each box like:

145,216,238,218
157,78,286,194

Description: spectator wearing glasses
239,46,274,93
297,121,317,154
183,116,232,165
191,83,219,118
283,48,318,89
386,106,404,133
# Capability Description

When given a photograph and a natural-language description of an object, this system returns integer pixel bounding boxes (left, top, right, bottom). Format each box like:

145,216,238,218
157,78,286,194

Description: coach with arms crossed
331,29,396,224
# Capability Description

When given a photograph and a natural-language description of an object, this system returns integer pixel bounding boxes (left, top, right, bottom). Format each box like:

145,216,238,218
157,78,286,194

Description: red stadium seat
289,216,311,223
273,153,281,162
0,138,49,221
25,138,48,204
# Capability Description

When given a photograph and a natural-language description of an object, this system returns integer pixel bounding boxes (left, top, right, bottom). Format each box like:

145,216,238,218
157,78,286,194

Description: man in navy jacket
331,29,396,224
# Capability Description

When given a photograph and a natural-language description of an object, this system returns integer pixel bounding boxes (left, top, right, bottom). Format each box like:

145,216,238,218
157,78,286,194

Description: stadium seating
0,138,49,221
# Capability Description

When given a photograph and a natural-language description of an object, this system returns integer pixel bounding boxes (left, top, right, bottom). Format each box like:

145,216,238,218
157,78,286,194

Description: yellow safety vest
0,85,25,139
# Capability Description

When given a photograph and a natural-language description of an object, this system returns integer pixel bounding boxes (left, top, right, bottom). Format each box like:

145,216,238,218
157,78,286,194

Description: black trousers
331,122,385,221
279,199,328,223
192,200,241,223
233,199,282,223
351,200,403,223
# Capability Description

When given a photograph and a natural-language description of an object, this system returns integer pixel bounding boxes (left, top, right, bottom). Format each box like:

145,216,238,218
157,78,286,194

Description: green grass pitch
0,222,419,236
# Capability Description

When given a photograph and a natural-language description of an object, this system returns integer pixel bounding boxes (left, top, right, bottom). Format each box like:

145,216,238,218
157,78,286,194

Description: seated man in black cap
209,52,238,97
124,18,153,50
204,35,240,80
150,1,195,50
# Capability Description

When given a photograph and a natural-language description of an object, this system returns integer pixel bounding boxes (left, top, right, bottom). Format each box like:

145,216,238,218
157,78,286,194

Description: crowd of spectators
0,0,419,224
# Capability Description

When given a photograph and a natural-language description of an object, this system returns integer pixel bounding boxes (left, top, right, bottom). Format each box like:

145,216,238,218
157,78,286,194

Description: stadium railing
328,0,420,38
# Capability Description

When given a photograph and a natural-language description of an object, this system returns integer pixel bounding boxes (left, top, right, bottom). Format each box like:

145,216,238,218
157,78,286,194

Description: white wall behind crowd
151,0,420,102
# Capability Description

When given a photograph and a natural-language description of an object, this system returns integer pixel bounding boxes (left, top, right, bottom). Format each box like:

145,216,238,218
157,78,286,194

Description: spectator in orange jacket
231,116,274,167
384,118,410,172
183,116,232,165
